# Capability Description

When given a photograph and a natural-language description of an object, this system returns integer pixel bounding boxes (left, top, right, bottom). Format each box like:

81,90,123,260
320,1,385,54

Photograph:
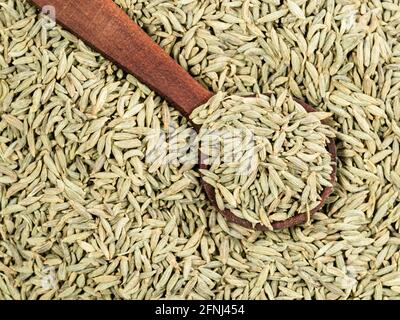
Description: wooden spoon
29,0,337,230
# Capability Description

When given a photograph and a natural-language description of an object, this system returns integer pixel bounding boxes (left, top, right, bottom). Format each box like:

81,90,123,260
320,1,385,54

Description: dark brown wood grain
29,0,213,118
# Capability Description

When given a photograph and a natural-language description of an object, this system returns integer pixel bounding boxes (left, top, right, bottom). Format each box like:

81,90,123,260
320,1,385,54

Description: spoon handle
29,0,213,118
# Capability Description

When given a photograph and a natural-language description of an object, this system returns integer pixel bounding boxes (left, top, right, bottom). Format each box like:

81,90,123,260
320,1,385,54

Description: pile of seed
1,0,400,300
191,92,334,227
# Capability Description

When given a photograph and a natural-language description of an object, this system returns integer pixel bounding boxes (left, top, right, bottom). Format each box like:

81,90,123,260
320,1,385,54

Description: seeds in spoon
191,92,335,227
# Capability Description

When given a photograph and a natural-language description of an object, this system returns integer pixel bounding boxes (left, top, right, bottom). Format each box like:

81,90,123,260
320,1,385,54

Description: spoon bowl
198,97,337,230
